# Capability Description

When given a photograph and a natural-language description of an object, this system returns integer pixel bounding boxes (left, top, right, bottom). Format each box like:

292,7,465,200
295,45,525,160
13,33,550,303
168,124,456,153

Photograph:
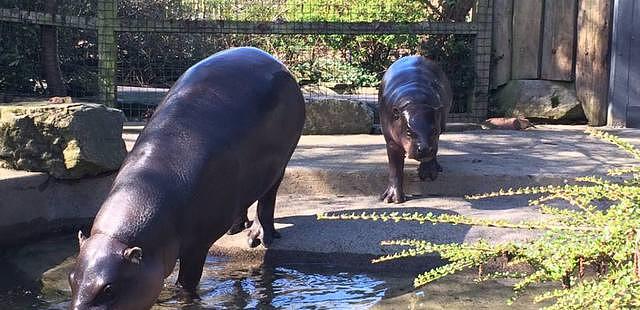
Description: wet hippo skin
378,56,452,203
68,47,305,309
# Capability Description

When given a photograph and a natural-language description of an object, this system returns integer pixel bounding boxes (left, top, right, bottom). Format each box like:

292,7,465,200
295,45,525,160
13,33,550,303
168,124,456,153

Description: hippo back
380,56,452,112
92,47,305,247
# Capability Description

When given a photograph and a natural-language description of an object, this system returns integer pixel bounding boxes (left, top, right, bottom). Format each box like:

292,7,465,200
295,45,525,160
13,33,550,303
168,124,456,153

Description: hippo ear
77,230,87,247
392,107,401,120
123,247,143,264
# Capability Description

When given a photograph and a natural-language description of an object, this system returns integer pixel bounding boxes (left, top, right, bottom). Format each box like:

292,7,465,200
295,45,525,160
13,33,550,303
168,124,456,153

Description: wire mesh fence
0,0,98,102
0,0,491,122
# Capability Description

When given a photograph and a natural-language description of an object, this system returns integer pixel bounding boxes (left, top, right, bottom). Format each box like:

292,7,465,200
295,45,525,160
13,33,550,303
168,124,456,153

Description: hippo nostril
416,145,430,157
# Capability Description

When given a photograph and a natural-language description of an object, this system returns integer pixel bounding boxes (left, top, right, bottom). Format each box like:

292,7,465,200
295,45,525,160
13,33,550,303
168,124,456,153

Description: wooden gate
609,0,640,127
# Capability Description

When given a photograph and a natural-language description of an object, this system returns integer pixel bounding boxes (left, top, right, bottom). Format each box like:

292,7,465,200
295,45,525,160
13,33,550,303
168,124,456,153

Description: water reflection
156,256,387,309
0,234,396,309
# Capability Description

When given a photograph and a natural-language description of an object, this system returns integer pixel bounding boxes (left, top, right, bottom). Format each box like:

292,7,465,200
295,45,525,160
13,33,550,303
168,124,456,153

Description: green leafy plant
289,57,378,87
319,128,640,309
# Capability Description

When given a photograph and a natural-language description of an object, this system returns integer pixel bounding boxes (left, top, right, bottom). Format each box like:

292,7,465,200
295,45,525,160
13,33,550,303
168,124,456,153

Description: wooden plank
626,107,640,128
0,8,97,29
620,1,640,127
576,0,612,126
541,0,577,81
628,0,640,110
511,0,543,79
607,0,632,127
490,0,512,89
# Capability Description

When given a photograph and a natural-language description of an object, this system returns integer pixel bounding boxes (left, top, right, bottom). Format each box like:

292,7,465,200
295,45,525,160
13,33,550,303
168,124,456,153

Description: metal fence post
97,0,117,107
473,0,493,122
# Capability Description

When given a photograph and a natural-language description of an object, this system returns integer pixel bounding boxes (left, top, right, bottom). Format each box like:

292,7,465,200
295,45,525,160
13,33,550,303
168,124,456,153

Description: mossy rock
303,97,374,135
0,102,126,179
494,80,586,122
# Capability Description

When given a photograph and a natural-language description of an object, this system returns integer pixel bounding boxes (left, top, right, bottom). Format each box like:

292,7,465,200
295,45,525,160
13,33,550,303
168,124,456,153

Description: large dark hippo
68,47,305,309
378,56,452,203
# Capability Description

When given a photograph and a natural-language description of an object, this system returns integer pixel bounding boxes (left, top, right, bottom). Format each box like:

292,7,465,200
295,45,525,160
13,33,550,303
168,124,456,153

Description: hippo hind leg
227,207,252,235
176,245,209,301
247,173,283,248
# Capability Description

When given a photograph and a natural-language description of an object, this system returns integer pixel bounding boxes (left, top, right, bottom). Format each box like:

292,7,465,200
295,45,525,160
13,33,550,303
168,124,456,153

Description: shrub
319,128,640,309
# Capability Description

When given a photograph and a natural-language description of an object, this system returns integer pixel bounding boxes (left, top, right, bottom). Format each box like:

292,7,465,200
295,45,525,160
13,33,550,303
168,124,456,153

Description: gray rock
494,80,586,122
303,97,374,134
41,256,75,297
0,103,126,179
301,84,338,96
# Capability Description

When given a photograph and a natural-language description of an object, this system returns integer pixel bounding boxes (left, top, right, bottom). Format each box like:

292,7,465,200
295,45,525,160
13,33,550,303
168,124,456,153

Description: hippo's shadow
271,207,469,254
467,195,535,211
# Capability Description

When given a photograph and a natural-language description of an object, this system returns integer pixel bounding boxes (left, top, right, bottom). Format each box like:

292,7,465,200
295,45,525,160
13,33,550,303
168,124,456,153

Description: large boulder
303,97,374,134
0,103,126,179
494,80,586,122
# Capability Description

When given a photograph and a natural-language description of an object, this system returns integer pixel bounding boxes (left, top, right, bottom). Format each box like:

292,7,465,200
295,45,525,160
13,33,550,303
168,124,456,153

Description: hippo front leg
381,142,406,203
248,173,283,248
176,245,209,301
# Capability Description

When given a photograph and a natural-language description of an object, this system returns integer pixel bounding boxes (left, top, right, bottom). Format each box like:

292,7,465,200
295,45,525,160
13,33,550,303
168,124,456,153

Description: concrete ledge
0,169,114,246
1,125,639,247
280,126,640,196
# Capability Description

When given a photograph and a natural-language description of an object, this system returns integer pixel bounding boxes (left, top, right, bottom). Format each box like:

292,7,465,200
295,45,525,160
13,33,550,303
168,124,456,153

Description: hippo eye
93,284,115,305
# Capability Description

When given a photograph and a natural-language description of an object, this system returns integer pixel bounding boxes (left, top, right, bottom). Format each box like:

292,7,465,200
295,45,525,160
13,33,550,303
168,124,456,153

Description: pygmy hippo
378,55,452,203
68,47,305,309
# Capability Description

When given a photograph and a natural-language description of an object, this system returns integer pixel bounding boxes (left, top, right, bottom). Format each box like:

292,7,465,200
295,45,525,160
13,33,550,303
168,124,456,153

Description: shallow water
154,256,390,309
0,234,550,309
0,235,405,309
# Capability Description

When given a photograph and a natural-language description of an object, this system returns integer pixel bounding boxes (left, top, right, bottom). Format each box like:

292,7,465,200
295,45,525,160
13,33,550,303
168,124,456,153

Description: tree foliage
1,0,474,105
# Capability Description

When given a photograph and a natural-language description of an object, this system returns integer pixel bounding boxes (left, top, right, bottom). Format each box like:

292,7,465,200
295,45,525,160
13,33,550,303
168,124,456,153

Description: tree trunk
41,0,66,96
442,0,476,21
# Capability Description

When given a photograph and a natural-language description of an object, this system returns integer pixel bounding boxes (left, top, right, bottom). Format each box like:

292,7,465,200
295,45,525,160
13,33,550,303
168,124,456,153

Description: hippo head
390,100,443,162
69,231,164,310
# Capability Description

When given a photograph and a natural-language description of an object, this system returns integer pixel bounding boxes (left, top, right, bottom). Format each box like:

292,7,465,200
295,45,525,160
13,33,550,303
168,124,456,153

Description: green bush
284,0,429,22
289,57,378,87
0,23,42,95
320,129,640,309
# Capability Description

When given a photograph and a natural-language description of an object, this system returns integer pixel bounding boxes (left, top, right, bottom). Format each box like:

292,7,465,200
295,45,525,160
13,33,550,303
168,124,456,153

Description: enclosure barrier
0,0,492,122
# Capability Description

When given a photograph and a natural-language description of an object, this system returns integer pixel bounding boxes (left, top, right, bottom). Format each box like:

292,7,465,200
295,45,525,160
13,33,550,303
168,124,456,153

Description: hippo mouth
417,158,442,181
408,153,435,161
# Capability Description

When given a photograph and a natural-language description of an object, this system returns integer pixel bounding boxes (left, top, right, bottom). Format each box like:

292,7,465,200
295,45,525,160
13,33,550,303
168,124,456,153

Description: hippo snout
411,143,435,161
416,144,432,157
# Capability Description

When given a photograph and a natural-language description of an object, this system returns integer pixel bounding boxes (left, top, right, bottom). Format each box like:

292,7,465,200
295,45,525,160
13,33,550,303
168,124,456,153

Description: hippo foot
176,287,201,304
247,221,281,248
227,218,252,235
418,160,442,181
380,185,405,203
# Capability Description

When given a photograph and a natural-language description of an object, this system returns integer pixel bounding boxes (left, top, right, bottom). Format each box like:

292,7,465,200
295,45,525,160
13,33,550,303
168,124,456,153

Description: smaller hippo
378,56,452,203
